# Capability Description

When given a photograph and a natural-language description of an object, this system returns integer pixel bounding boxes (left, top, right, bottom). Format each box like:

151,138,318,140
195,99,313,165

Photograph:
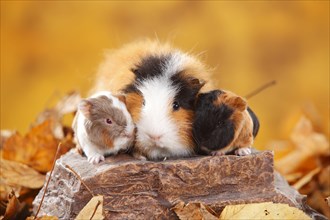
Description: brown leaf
275,116,329,175
75,195,104,220
172,201,218,220
219,202,310,220
2,190,23,220
0,159,45,189
1,120,71,173
293,167,321,190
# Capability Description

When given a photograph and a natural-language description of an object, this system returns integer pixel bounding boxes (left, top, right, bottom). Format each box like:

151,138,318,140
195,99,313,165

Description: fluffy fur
193,90,260,156
91,40,213,160
73,91,135,164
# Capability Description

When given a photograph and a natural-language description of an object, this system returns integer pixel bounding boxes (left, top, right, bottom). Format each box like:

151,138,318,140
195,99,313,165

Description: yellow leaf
172,201,218,220
75,195,104,220
26,216,58,220
0,159,45,189
219,202,311,220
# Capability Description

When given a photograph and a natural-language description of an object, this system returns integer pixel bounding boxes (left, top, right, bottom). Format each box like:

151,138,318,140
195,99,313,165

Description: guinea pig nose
147,133,163,141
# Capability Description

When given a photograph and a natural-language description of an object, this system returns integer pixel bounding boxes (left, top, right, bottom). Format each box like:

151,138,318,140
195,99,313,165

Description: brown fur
80,96,128,149
213,91,253,154
172,108,195,150
125,93,143,122
90,40,215,159
102,129,114,149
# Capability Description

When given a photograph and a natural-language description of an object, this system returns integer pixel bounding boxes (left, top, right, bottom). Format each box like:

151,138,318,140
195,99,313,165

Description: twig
89,200,101,220
245,80,276,99
34,143,62,219
65,164,94,197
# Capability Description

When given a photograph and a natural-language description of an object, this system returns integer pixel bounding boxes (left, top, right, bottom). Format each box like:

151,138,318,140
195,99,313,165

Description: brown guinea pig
193,90,259,156
90,40,214,160
72,91,135,164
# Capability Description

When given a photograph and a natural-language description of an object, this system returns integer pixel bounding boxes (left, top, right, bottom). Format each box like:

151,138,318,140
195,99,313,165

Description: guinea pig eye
142,99,145,106
172,101,180,111
106,119,112,124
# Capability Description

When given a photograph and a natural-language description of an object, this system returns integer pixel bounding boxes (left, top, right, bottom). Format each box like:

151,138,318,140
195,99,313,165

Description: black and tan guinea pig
90,39,214,160
193,90,259,156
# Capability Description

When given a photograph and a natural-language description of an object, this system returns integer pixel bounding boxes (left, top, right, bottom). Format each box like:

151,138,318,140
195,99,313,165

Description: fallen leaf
0,159,45,189
275,116,329,175
172,201,218,220
26,216,58,220
75,195,104,220
219,202,310,220
1,119,71,173
2,190,27,220
0,130,16,149
293,167,321,190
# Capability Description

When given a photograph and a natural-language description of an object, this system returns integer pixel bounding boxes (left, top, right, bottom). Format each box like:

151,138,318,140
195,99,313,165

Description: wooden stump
32,150,325,219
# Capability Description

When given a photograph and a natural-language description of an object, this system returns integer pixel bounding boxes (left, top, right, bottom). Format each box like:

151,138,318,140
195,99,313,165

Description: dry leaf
75,195,104,220
0,159,45,189
275,116,329,175
26,216,58,220
219,202,311,220
0,130,16,149
1,119,70,173
172,201,218,220
293,167,321,190
2,190,25,220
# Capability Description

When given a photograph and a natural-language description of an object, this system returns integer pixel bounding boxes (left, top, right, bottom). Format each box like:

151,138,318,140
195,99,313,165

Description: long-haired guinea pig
90,39,214,160
72,91,135,164
193,90,259,156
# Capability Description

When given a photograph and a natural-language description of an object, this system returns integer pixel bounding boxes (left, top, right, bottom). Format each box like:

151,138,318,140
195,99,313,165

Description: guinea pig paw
87,154,105,164
235,147,251,156
211,151,225,156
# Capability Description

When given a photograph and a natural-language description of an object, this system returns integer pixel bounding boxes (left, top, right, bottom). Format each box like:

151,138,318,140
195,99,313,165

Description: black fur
171,72,205,110
123,54,204,111
193,90,235,153
132,55,171,80
123,55,170,93
247,107,260,137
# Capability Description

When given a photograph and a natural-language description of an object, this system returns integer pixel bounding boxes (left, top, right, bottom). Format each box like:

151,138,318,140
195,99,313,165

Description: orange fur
125,93,143,122
90,39,214,95
172,108,195,151
102,129,114,149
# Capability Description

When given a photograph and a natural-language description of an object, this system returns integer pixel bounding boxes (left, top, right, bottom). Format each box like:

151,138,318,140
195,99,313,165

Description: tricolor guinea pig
90,40,214,160
193,90,260,156
72,91,135,164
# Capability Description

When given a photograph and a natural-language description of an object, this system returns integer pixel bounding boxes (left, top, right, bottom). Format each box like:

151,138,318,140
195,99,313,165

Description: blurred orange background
1,1,329,149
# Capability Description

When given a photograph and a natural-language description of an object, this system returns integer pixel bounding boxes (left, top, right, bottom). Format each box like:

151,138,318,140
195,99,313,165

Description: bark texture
33,150,325,219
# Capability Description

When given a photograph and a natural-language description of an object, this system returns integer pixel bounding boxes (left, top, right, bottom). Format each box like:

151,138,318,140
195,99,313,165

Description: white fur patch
163,51,188,77
135,53,194,160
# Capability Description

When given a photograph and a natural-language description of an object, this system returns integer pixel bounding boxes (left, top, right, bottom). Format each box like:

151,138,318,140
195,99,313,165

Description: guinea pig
72,91,135,164
90,39,214,160
193,90,260,156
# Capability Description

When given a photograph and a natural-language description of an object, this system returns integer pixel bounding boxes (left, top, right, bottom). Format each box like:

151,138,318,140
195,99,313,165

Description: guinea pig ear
115,95,126,105
78,100,93,119
231,96,247,112
188,77,206,93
